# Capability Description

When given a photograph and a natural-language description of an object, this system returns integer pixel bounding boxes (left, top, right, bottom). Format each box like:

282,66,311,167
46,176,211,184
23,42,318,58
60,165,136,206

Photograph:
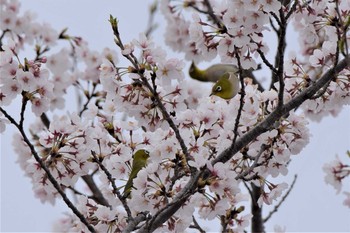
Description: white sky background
1,0,350,232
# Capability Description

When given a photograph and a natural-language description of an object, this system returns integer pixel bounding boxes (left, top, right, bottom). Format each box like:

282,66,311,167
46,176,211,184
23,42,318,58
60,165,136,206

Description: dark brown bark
251,184,265,233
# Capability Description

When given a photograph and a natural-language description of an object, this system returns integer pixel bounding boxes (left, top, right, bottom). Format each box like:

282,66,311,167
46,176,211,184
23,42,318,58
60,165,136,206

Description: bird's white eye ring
216,86,222,92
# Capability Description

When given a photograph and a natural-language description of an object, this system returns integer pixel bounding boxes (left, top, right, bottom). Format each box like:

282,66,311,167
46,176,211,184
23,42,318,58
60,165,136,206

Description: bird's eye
215,86,222,92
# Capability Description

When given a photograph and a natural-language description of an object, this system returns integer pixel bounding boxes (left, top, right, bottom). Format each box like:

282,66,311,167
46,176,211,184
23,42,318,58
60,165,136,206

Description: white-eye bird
189,61,238,82
123,149,150,198
210,72,240,99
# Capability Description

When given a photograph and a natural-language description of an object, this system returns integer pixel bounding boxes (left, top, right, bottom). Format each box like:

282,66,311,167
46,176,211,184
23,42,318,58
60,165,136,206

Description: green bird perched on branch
210,72,240,99
189,62,264,92
123,149,150,199
189,61,238,82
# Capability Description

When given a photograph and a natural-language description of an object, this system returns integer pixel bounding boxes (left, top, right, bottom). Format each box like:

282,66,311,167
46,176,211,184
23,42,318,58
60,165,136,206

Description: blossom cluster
162,0,350,121
161,0,281,68
323,154,350,208
1,0,349,232
287,0,350,120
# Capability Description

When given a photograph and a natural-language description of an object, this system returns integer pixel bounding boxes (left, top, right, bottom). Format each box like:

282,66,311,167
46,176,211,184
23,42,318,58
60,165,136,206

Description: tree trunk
251,184,265,233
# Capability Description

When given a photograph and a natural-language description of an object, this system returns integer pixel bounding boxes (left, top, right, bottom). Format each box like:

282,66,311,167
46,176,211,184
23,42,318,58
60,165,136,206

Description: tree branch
40,112,109,206
144,1,158,39
264,174,297,222
256,48,278,74
232,50,246,146
122,212,150,233
19,93,28,128
202,0,225,30
137,56,349,233
81,175,109,207
213,56,349,166
0,107,96,233
251,183,264,233
138,171,203,233
276,9,287,109
189,215,206,233
235,144,268,180
109,14,349,233
109,16,191,164
90,150,133,219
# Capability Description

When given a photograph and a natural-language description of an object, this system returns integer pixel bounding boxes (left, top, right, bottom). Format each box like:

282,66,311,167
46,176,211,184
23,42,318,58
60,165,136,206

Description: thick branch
81,175,109,206
251,184,264,233
123,212,149,233
138,171,203,233
137,56,349,232
214,56,349,165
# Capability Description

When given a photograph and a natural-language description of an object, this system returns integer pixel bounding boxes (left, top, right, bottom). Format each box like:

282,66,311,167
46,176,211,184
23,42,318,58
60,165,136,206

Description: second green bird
210,72,240,99
189,62,238,82
189,62,240,99
123,149,150,198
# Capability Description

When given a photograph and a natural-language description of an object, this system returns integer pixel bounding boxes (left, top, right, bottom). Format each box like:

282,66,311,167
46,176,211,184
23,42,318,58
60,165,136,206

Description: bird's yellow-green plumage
123,149,150,198
210,72,240,99
189,61,238,82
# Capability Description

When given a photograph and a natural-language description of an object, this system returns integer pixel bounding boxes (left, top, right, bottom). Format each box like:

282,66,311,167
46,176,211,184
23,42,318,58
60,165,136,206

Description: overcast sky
1,1,349,232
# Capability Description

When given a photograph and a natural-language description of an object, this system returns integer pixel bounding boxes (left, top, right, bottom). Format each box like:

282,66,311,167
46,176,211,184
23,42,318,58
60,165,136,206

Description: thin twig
263,174,298,222
0,107,96,233
144,1,158,38
256,48,278,74
270,11,282,27
334,0,349,59
67,186,85,196
19,93,28,128
139,171,203,233
78,83,97,117
276,9,287,109
40,113,50,129
90,150,132,219
232,49,245,146
137,56,349,233
39,112,109,206
141,74,190,162
202,0,224,30
109,17,190,164
235,144,268,180
285,0,299,20
243,181,253,199
269,16,279,33
0,29,10,51
189,215,206,233
213,56,349,165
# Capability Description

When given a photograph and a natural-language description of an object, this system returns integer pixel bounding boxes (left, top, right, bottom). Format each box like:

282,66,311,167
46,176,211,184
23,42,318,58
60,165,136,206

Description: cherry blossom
343,192,350,208
1,0,349,232
323,156,350,194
